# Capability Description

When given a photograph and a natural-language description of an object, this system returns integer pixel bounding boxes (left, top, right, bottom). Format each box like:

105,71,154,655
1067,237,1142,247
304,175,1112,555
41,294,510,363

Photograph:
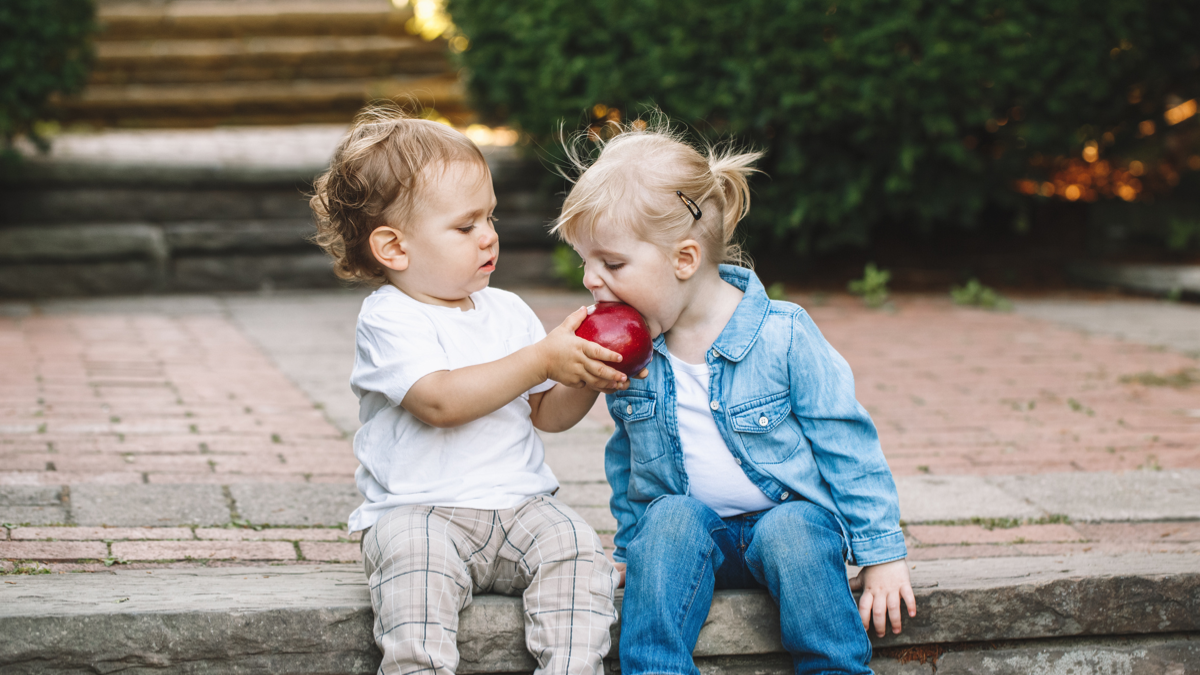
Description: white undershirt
346,285,558,533
669,352,777,518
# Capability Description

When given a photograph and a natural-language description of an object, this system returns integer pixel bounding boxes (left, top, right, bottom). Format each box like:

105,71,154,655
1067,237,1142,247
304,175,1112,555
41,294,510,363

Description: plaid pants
362,495,619,675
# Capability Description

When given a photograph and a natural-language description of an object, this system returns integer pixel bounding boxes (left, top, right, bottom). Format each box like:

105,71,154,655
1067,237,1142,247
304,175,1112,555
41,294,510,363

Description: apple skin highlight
575,302,654,376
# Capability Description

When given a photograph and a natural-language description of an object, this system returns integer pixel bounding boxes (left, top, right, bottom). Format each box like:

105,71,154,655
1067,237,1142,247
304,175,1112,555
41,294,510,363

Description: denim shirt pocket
609,391,665,463
729,392,803,465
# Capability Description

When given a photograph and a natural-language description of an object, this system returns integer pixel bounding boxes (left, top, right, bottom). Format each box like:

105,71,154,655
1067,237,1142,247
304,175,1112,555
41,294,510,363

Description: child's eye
457,225,475,234
604,262,625,271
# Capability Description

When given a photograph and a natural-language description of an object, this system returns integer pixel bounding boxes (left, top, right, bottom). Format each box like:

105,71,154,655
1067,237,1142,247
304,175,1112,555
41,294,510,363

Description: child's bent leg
620,495,729,675
745,502,872,675
361,505,475,675
492,496,619,675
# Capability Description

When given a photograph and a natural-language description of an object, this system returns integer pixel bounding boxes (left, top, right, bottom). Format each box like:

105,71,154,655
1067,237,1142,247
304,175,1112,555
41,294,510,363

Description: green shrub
951,278,1012,310
448,0,1200,254
0,0,96,161
847,263,890,307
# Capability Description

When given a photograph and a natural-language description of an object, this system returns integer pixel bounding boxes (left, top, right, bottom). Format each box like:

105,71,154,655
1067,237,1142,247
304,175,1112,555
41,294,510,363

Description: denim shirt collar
651,264,771,363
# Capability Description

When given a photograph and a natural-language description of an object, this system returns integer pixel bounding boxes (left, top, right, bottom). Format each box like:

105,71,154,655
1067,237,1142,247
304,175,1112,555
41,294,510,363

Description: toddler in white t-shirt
310,107,640,675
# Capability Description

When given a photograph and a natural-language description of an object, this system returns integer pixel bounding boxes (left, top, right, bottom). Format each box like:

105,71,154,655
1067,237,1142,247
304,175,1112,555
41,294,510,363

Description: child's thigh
504,496,606,566
744,501,846,576
361,505,479,589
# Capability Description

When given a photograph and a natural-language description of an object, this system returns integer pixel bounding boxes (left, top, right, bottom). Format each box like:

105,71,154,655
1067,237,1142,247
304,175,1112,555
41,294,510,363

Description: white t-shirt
347,285,557,533
669,352,776,518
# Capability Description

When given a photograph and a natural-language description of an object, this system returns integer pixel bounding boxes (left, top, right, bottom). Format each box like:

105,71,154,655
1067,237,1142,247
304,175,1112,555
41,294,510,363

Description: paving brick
229,483,360,527
906,524,1083,546
196,527,355,542
11,527,194,541
0,540,107,561
1074,521,1200,543
299,542,360,562
71,484,230,527
111,540,296,561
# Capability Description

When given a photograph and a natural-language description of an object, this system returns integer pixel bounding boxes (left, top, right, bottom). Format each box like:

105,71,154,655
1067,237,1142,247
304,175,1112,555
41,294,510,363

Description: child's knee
629,495,722,557
749,502,845,565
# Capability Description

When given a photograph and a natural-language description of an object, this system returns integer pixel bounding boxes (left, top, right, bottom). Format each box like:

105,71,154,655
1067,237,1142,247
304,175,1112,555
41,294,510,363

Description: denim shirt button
626,404,633,414
734,457,742,465
709,401,720,411
710,349,719,359
780,491,790,500
758,415,769,427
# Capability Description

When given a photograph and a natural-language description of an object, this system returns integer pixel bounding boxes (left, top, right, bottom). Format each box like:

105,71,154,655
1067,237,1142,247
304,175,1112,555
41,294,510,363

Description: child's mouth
480,258,495,272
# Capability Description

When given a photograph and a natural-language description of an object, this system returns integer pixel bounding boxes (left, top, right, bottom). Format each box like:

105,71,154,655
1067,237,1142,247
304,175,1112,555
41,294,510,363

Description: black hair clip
676,191,702,220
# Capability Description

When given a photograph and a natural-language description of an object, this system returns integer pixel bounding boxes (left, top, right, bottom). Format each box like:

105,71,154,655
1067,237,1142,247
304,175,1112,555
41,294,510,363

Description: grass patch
1120,368,1199,389
917,514,1071,530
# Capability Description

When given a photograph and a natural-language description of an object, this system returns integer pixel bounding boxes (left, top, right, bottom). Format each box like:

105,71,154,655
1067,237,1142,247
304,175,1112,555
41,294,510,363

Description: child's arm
849,560,917,637
786,308,913,632
402,307,627,428
529,367,649,433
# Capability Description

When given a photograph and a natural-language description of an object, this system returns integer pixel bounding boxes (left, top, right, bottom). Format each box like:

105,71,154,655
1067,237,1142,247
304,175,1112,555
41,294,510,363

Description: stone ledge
1,553,1195,674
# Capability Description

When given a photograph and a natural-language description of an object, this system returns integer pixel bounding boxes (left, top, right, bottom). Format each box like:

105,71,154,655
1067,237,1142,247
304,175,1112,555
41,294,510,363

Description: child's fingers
848,574,863,592
631,367,650,380
582,358,627,384
887,590,903,635
872,595,888,637
581,340,624,364
902,583,917,617
856,591,873,632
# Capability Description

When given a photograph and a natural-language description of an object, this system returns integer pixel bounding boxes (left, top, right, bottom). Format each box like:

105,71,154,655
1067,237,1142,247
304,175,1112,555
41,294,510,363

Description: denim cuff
849,529,907,566
612,547,627,564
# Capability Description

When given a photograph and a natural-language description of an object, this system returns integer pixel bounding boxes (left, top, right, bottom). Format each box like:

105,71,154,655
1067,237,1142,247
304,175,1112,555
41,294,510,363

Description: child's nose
478,224,498,248
582,265,604,291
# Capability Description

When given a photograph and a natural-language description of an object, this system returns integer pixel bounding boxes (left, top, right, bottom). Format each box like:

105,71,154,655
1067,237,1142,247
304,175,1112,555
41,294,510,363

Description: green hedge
449,0,1200,253
0,0,96,160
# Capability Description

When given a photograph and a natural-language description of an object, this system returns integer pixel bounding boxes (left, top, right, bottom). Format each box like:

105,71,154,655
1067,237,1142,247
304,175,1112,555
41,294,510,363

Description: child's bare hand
849,559,916,637
537,307,629,390
613,561,626,588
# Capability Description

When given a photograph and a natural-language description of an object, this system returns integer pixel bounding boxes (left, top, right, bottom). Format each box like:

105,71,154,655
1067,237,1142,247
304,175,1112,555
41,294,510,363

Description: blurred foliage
766,282,787,301
0,0,96,163
951,278,1012,310
449,0,1200,254
847,263,890,307
551,244,586,289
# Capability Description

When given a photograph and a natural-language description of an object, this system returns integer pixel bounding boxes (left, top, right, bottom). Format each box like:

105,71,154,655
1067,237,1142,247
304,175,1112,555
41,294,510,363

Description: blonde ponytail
707,147,763,265
553,115,764,267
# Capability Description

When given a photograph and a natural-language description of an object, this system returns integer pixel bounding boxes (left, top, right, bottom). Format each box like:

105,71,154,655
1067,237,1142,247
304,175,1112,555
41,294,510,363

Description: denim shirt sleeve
603,405,637,563
787,309,907,566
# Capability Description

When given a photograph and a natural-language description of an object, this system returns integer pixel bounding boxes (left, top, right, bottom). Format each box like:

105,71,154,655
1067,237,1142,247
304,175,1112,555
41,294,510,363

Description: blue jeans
620,496,872,675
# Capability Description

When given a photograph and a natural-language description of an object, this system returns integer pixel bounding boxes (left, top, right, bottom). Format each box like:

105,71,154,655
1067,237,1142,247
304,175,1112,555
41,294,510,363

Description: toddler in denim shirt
552,119,916,675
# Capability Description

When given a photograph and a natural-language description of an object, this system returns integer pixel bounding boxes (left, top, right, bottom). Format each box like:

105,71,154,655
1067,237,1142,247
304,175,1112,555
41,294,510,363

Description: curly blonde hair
310,106,488,284
551,116,763,266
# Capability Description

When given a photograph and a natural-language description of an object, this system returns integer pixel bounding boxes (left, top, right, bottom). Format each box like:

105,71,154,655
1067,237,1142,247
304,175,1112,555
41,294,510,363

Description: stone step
71,1,458,127
90,35,449,85
96,0,410,41
57,74,468,129
0,138,563,296
1,554,1196,674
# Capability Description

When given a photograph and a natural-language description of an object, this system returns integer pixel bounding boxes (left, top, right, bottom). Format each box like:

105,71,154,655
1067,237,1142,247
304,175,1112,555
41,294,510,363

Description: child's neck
664,266,743,365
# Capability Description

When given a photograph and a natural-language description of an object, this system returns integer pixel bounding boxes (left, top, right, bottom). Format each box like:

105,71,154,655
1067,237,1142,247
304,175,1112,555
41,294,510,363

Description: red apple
575,302,653,376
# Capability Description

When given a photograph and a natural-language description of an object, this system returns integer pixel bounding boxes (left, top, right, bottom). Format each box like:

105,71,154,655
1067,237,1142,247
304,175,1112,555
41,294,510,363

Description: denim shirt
604,265,906,567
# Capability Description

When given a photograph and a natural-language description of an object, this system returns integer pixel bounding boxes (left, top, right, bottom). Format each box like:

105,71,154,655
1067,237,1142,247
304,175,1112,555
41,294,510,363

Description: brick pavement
2,289,1198,571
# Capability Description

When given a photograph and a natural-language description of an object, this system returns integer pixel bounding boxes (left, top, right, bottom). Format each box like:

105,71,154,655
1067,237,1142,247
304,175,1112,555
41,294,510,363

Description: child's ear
673,239,703,281
369,225,409,272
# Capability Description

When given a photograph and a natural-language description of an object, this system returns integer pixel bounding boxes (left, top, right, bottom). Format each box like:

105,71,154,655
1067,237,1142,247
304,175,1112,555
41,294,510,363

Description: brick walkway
2,290,1198,572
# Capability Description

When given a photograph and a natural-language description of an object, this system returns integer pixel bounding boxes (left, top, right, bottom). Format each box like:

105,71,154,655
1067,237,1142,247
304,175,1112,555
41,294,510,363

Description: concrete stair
2,555,1197,674
0,129,562,297
60,0,465,128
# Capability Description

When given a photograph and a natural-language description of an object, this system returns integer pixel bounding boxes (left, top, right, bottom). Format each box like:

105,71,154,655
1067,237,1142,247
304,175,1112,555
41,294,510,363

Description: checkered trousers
362,495,620,675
